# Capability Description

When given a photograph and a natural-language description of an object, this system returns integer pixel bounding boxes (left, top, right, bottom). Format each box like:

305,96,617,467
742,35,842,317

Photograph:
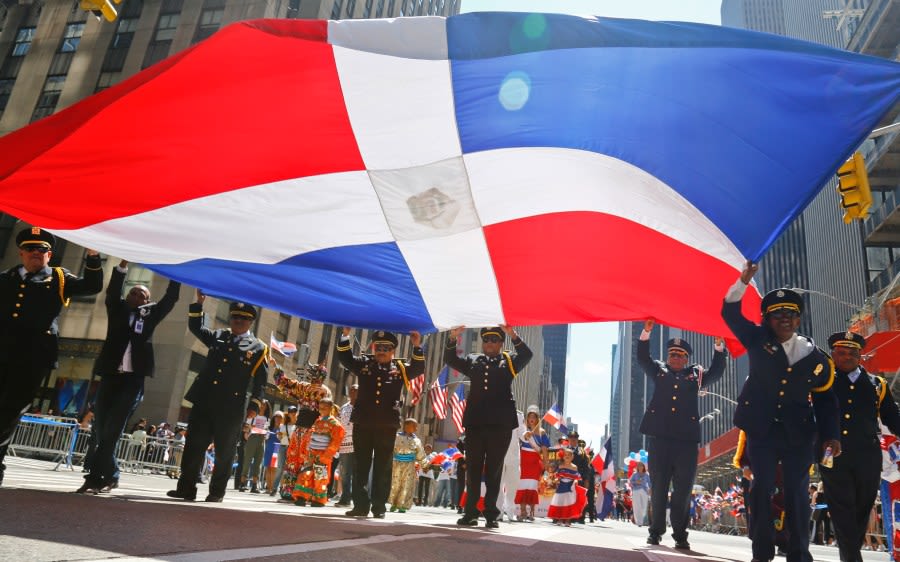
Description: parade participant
548,448,587,527
0,227,103,487
336,384,357,507
820,331,900,562
638,318,727,548
569,431,596,524
291,397,344,507
416,443,436,507
629,461,651,526
338,328,425,518
722,261,841,562
274,363,332,499
515,405,549,522
445,325,533,529
388,418,426,513
271,405,297,496
78,259,180,494
167,292,268,502
498,410,525,523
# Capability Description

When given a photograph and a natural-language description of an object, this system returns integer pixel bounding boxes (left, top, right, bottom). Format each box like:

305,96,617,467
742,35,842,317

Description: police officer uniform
337,330,424,518
819,332,900,562
723,286,840,562
637,334,726,547
569,434,596,523
79,264,181,493
444,327,533,527
168,301,268,502
0,228,103,486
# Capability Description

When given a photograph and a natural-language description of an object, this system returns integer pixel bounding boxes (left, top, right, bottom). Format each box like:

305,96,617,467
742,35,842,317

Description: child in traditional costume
388,418,426,513
292,398,344,507
548,448,587,527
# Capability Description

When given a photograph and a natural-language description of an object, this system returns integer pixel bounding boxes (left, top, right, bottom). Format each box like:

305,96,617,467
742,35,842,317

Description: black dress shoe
166,490,196,501
647,534,661,545
205,495,224,502
372,512,385,519
345,509,369,517
485,520,499,529
76,482,101,494
99,480,119,493
674,540,690,550
457,516,479,526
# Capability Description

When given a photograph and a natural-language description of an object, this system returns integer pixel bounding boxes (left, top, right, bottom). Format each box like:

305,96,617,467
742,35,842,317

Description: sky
459,0,724,444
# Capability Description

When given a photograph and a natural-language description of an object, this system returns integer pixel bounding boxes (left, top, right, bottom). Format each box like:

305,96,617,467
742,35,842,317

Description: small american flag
449,384,466,434
430,366,449,419
409,374,425,405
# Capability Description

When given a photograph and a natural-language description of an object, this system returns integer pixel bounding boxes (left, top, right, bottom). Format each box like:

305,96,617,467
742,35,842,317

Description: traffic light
836,151,872,223
80,0,123,23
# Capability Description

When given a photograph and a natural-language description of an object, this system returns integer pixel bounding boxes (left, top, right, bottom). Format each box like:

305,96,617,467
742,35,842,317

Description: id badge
134,319,144,334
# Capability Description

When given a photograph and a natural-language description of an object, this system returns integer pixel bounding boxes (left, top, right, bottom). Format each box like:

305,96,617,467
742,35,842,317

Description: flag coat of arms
0,13,897,345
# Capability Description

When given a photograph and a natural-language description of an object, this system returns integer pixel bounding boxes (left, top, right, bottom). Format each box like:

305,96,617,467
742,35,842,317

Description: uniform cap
479,327,504,339
371,330,398,348
761,288,803,316
228,302,257,319
827,331,865,350
16,226,55,249
667,337,693,355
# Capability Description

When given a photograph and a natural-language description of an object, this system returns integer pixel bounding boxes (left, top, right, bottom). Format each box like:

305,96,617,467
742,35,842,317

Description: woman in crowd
263,411,284,494
630,461,651,527
240,399,270,493
515,405,549,522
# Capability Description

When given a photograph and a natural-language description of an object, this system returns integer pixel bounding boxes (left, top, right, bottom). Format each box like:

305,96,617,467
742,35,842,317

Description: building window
95,71,121,92
143,12,181,69
296,318,311,346
375,0,385,17
331,0,343,19
60,22,85,53
276,313,291,341
0,78,14,113
346,0,356,18
31,75,66,122
363,0,372,17
193,6,224,44
11,26,35,57
101,17,139,73
387,0,395,16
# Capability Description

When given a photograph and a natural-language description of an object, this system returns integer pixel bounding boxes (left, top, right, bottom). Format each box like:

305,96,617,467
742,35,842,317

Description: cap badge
31,227,41,235
845,331,853,339
776,290,784,297
236,303,245,308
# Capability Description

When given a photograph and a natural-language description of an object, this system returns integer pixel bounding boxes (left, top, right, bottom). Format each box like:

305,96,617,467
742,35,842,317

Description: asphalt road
0,458,890,562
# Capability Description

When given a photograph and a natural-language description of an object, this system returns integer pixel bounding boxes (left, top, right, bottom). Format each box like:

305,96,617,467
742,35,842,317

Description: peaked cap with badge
16,226,55,249
761,288,804,316
827,331,865,351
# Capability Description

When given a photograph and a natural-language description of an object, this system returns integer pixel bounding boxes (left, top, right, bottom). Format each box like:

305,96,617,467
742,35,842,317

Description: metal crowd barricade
8,415,80,470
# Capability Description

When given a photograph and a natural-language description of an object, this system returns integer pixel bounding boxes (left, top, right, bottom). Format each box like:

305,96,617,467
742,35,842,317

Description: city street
0,458,890,562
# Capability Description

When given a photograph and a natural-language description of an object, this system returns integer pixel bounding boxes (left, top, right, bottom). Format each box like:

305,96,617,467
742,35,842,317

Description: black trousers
416,475,432,505
747,424,815,562
0,361,50,482
352,424,395,515
647,436,697,541
819,445,882,562
84,373,145,486
175,404,243,499
582,472,597,521
465,424,511,522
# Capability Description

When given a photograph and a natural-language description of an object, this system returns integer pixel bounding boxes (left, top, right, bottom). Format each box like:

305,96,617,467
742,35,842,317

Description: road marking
89,532,449,562
480,524,564,546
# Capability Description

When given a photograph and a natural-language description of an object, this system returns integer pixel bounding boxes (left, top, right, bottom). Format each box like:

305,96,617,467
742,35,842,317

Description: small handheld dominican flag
269,333,297,357
543,403,562,429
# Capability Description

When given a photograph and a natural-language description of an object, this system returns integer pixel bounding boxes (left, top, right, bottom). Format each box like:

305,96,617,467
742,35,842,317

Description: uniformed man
0,227,103,486
568,432,596,524
722,261,841,562
167,291,268,502
446,325,533,529
78,259,181,494
338,327,424,518
638,318,727,548
820,331,900,562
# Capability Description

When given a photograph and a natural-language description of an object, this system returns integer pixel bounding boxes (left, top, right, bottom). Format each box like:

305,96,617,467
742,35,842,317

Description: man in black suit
819,331,900,562
77,259,180,494
0,227,103,486
722,261,841,562
445,325,533,529
167,292,268,502
638,319,727,549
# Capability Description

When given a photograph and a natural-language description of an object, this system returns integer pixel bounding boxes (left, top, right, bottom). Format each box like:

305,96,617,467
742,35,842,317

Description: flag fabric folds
597,437,617,520
409,372,425,405
430,366,450,420
449,384,467,434
0,14,897,344
543,403,562,429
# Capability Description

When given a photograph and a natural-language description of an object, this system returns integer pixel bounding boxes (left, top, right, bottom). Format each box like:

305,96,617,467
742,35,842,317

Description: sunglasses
229,315,253,322
21,244,50,254
374,344,394,352
482,335,503,343
769,309,800,320
668,350,688,358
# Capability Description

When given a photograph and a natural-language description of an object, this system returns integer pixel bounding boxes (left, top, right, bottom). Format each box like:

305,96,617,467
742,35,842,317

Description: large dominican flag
0,13,897,345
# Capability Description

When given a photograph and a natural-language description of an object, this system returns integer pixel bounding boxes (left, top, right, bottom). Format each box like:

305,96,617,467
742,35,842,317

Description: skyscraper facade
542,324,569,411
